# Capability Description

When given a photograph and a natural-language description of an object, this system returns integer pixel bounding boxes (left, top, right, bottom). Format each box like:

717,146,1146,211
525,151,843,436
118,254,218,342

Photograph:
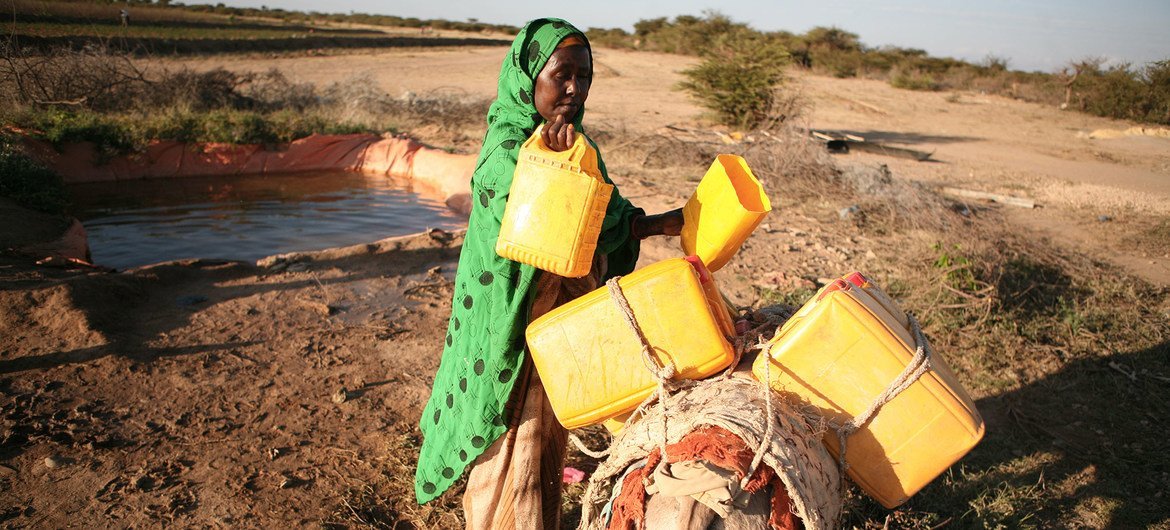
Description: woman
415,18,684,528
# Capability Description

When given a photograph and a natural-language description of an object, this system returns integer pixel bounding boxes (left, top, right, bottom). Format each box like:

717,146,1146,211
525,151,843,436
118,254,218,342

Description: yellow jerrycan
681,154,771,272
526,256,736,429
751,272,984,508
496,125,613,278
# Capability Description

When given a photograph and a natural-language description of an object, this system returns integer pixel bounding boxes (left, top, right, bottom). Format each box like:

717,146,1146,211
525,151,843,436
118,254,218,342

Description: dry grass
322,432,463,529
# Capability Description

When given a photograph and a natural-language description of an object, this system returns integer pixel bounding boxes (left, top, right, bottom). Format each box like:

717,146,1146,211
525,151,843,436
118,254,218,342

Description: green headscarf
415,18,643,503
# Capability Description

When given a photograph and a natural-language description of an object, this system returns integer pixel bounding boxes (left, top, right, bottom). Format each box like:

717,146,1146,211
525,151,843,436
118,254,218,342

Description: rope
834,313,933,475
741,330,779,489
570,432,611,459
606,277,676,483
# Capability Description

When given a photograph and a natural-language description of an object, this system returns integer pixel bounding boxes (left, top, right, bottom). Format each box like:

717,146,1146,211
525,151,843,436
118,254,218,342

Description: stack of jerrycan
520,149,771,432
751,272,984,508
496,124,613,278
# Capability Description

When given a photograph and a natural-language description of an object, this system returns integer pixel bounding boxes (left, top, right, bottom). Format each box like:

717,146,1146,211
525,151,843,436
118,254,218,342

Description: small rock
269,447,283,460
865,250,877,260
331,387,349,404
279,474,298,489
133,475,154,491
1097,215,1112,222
838,205,861,220
43,456,61,469
176,295,209,307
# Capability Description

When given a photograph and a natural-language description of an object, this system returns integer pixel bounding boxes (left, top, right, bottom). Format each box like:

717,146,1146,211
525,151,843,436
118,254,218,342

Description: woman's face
534,45,592,123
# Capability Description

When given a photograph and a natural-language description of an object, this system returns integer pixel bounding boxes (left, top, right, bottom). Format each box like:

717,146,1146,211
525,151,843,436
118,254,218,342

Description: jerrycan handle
529,123,600,180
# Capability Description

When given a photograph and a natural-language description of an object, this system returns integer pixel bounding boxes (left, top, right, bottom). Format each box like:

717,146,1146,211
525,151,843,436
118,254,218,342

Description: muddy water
69,171,466,269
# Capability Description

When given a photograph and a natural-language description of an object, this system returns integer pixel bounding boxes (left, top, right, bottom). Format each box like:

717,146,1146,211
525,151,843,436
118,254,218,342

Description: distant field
4,0,508,55
9,21,385,40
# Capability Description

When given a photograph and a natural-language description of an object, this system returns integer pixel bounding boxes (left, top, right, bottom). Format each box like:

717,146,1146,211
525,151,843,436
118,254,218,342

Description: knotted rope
605,276,678,482
741,330,778,489
833,312,933,476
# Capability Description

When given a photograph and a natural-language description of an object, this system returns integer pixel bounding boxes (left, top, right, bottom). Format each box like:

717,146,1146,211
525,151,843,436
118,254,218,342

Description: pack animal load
752,272,985,508
496,125,613,278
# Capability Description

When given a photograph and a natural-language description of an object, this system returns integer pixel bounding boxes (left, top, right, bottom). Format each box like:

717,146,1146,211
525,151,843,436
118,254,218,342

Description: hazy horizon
209,0,1169,74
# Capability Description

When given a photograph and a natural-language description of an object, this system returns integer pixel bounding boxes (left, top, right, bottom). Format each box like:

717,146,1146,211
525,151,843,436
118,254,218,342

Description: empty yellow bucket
681,155,771,272
751,272,984,508
496,125,612,278
526,256,736,429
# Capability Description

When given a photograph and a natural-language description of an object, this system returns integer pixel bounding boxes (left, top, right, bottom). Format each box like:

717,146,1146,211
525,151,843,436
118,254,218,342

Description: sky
218,0,1170,73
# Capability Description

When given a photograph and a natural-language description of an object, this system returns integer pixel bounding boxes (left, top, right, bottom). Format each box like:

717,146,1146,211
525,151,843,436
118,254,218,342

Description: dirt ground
3,44,1169,528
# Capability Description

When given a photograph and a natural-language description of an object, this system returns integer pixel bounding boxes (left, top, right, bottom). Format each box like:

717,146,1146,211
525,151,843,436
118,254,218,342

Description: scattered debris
562,467,586,484
34,256,108,270
832,95,890,115
838,205,861,220
133,474,155,491
812,130,935,161
941,187,1036,208
278,474,298,489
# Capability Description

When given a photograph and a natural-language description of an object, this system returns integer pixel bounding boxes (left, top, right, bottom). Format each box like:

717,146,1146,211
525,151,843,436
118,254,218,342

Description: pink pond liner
22,133,476,215
16,133,476,264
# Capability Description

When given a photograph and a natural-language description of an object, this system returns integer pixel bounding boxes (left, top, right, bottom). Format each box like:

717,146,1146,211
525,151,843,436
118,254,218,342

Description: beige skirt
462,257,607,530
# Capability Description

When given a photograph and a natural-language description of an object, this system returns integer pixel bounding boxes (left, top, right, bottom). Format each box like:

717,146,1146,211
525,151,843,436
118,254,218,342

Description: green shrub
678,32,790,130
1142,60,1170,124
889,67,940,91
0,133,68,213
11,108,135,161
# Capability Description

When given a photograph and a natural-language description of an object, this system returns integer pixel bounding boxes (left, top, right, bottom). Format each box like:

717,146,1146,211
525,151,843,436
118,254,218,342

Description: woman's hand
631,208,684,239
541,114,576,152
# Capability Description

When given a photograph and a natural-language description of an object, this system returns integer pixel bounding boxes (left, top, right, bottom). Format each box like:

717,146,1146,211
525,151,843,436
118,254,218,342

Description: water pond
69,171,466,269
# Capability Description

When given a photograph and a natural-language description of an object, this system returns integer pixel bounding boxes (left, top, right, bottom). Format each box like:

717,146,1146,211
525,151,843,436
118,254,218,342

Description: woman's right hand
541,114,576,152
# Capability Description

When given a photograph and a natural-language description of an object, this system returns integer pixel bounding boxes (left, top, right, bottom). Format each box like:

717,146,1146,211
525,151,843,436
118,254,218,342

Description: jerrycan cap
684,255,714,284
844,272,871,288
817,278,853,301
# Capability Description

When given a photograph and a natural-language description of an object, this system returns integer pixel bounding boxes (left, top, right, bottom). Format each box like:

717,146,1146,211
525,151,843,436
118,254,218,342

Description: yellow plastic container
527,257,736,429
681,155,772,272
751,272,984,508
496,125,613,278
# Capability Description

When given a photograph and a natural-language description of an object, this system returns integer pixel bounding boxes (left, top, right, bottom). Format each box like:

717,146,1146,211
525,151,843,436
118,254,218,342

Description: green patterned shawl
415,18,643,503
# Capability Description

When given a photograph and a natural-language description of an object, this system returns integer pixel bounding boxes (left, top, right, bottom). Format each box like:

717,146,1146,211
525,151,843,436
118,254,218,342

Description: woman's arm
631,208,684,239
